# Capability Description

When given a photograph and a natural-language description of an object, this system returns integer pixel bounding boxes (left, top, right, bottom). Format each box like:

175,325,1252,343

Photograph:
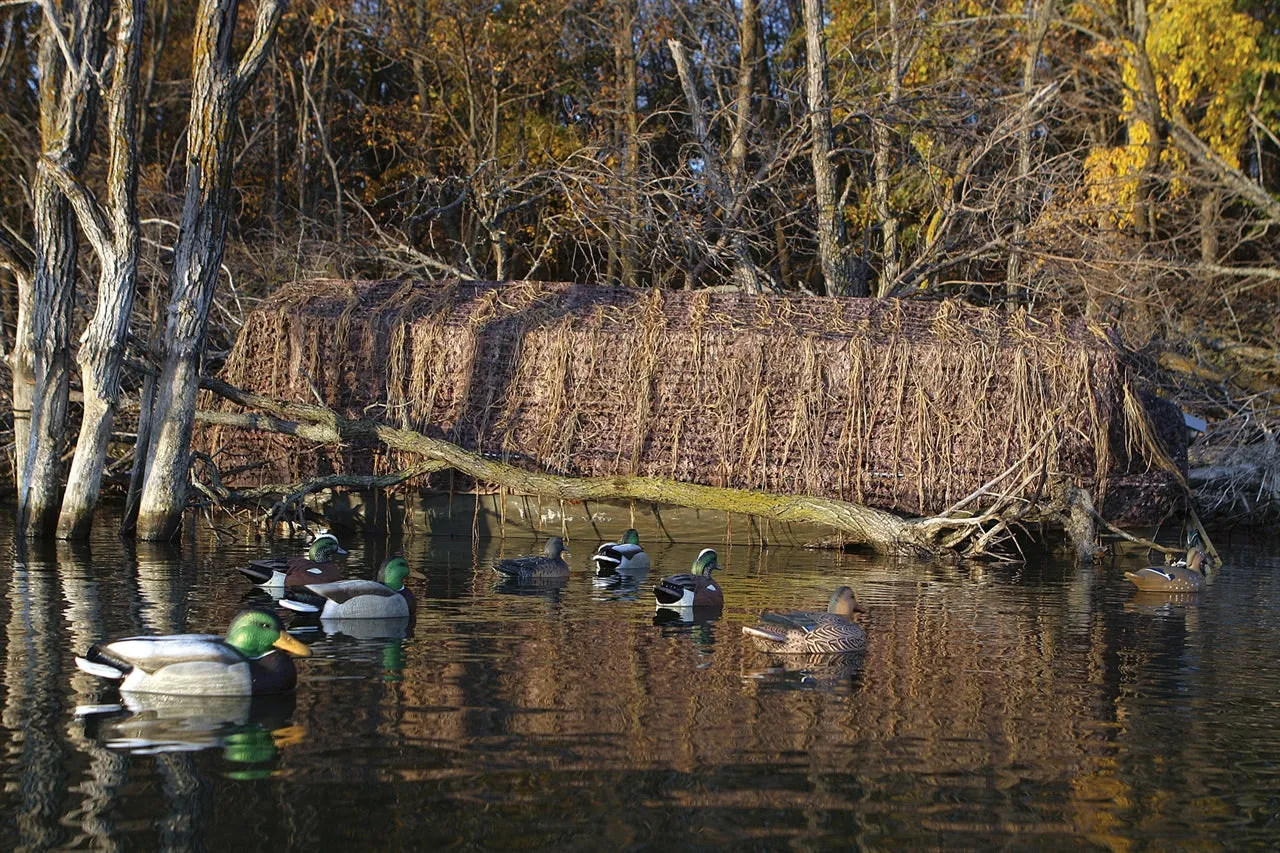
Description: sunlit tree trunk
1006,0,1051,298
871,0,902,296
54,0,146,539
18,0,108,537
801,0,858,295
1128,0,1166,240
135,0,287,540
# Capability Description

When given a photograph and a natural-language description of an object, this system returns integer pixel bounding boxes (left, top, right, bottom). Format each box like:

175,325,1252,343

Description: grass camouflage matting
199,280,1186,524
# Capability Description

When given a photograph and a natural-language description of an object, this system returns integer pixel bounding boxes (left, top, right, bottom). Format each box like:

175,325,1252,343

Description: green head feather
378,556,413,590
692,548,718,576
225,610,288,657
622,528,641,546
308,533,346,562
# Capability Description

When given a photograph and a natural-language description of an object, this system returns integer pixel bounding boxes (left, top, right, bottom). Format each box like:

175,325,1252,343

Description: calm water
1,510,1279,851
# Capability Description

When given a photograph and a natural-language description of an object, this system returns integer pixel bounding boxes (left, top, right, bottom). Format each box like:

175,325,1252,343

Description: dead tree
668,38,765,294
800,0,859,295
17,0,108,537
870,0,903,296
50,0,146,539
133,0,287,540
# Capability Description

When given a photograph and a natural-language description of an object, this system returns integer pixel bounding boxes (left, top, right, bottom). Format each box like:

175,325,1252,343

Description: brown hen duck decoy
1124,542,1209,593
493,538,571,580
743,586,868,654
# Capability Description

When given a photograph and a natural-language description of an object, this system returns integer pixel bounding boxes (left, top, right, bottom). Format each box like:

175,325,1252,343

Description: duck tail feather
237,563,275,584
75,651,125,680
279,598,320,613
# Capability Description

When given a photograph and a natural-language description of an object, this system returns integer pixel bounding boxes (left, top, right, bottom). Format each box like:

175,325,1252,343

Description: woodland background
0,0,1277,534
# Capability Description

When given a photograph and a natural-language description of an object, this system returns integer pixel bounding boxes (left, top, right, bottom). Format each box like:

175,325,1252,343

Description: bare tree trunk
871,0,902,296
1006,0,1051,298
1199,189,1219,264
135,0,287,541
729,0,760,182
668,39,763,293
613,0,638,287
55,0,146,539
800,0,858,295
19,0,108,537
3,237,34,493
1129,0,1166,240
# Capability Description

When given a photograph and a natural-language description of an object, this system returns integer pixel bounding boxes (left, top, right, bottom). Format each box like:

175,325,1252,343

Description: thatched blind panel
201,280,1184,522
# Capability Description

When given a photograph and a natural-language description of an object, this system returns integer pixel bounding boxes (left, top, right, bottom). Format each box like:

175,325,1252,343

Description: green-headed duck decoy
590,528,651,576
238,531,348,588
280,556,423,619
74,609,311,696
653,548,723,608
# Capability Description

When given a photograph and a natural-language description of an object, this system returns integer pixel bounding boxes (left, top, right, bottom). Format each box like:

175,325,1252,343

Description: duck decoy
1124,538,1209,593
743,586,868,654
238,532,348,588
492,537,570,580
279,556,424,619
653,548,723,608
73,609,311,696
590,528,651,576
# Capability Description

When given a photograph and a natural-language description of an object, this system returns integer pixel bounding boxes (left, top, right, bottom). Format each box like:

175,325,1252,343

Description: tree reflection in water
0,521,1278,849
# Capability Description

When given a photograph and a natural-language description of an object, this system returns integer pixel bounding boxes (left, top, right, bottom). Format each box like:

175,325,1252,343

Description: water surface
1,512,1278,850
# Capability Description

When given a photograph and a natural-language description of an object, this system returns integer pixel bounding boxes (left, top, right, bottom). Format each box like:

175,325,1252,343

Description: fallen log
196,376,1083,559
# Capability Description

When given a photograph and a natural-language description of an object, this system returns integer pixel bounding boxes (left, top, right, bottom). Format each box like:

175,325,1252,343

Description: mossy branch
198,376,960,555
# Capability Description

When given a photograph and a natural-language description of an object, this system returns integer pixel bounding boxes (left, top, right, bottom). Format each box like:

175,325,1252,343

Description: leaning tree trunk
801,0,859,296
18,0,108,537
668,39,764,294
54,0,146,540
135,0,287,540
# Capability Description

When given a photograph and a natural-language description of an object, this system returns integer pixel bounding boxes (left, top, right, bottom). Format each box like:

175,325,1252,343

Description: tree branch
41,155,113,259
231,0,288,100
1168,115,1280,223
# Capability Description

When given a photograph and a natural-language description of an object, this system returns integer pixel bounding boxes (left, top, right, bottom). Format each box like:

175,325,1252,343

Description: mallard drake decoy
279,556,424,619
743,586,868,654
653,548,723,608
73,609,311,696
590,528,651,576
492,537,570,580
238,532,348,588
1124,541,1209,593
